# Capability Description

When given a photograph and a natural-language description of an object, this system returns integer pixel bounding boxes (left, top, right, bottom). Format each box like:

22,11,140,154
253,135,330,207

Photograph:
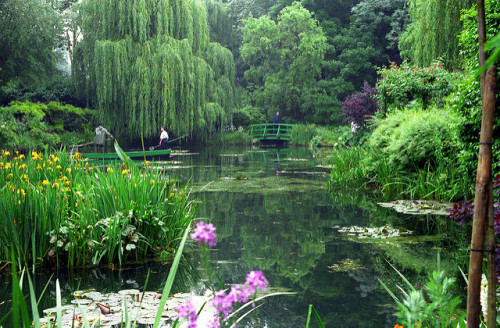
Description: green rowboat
81,148,171,160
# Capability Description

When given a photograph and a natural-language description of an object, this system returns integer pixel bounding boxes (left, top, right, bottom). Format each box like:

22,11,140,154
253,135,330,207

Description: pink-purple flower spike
245,270,269,293
190,221,217,246
175,301,198,328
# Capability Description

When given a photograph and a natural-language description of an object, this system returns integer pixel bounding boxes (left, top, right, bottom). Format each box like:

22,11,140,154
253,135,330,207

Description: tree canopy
240,2,327,121
72,0,236,138
399,0,474,69
0,0,64,88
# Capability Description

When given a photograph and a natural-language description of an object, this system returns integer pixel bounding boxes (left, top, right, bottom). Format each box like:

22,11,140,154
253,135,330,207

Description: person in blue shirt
273,112,280,135
273,112,280,124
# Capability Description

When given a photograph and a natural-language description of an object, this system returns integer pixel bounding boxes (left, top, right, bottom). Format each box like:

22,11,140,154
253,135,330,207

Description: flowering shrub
447,201,475,226
376,62,459,111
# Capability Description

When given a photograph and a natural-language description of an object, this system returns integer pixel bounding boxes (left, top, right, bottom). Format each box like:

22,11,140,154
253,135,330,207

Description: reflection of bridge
248,124,295,142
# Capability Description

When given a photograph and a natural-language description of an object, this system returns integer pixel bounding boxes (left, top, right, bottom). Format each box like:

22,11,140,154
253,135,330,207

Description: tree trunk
484,66,497,328
466,0,496,325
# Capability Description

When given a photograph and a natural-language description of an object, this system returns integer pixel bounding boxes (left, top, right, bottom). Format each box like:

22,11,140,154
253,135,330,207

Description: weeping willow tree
399,0,474,69
72,0,235,138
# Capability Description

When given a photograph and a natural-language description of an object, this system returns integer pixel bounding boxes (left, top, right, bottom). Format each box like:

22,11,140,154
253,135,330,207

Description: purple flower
227,284,251,303
175,301,198,328
211,290,234,318
190,221,217,246
244,271,269,293
208,315,220,328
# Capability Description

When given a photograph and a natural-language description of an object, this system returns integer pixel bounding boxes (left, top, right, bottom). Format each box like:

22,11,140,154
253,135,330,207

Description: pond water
0,144,460,327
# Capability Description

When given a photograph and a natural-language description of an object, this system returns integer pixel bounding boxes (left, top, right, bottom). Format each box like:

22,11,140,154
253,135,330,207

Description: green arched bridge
248,123,295,142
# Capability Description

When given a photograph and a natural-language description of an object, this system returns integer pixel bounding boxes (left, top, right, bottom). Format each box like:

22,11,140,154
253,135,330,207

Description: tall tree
0,0,64,88
399,0,475,69
240,3,327,121
72,0,236,138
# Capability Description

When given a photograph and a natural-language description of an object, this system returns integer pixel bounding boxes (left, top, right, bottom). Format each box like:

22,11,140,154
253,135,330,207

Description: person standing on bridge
273,112,280,135
273,112,280,124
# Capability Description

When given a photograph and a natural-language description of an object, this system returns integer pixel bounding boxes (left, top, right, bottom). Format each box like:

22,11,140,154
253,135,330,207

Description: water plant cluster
0,148,194,268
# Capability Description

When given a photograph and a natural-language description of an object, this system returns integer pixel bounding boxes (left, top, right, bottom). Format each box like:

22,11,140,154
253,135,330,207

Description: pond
0,144,461,327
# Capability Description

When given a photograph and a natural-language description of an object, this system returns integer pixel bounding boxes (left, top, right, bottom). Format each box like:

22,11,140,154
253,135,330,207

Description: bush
232,105,266,127
220,130,254,144
369,106,461,171
0,101,95,151
376,62,459,111
312,125,369,148
341,81,378,128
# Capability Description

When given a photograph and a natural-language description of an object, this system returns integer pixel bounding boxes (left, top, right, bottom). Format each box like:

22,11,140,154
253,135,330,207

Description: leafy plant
289,124,317,146
379,257,466,328
0,148,195,268
376,61,459,111
341,81,378,128
369,106,461,171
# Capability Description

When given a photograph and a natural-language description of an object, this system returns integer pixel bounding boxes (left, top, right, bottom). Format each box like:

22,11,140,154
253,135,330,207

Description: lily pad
377,200,452,215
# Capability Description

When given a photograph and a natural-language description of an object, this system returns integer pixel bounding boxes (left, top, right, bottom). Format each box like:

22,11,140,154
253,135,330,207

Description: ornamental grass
0,149,195,268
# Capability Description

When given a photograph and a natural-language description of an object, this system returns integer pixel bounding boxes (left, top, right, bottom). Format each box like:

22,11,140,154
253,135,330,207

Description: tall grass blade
305,304,325,328
152,222,191,328
227,292,296,320
229,303,263,328
56,279,62,328
27,273,41,327
113,141,136,169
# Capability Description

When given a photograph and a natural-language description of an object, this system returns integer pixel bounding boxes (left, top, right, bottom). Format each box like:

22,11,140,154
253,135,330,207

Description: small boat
81,148,171,160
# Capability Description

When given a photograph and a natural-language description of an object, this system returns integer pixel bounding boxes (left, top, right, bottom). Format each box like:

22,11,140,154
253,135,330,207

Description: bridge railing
249,123,295,140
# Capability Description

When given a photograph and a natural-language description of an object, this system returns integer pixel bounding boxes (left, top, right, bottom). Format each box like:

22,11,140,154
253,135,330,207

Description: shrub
340,81,378,128
369,106,461,171
376,62,459,111
232,105,266,126
221,130,254,144
0,101,95,151
289,124,316,146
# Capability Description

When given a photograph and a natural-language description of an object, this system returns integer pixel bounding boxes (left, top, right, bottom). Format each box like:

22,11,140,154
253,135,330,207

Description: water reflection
0,145,459,328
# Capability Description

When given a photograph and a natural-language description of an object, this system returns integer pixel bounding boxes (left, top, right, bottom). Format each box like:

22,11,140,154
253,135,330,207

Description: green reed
0,149,195,268
328,145,472,202
327,146,367,188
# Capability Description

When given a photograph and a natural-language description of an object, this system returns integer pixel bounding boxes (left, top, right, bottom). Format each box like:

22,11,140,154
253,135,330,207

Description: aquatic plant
0,148,195,268
379,256,466,328
289,124,317,146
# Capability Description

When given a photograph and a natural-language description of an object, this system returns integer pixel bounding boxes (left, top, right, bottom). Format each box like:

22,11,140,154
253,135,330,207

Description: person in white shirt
159,126,169,149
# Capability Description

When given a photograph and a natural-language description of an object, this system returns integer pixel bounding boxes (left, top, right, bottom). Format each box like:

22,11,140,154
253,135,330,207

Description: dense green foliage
369,106,461,171
376,62,458,111
0,101,94,152
73,0,236,139
0,0,64,88
400,0,474,69
240,3,327,122
450,0,500,175
0,149,194,267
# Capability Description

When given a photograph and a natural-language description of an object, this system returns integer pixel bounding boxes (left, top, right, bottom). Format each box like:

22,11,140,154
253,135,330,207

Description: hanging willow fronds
400,0,474,69
73,0,235,139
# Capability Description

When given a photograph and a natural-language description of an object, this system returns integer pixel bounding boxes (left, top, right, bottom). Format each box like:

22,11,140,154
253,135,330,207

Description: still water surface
1,145,455,327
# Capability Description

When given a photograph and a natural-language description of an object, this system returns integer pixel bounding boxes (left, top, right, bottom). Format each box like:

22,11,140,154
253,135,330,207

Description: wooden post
466,0,497,325
466,65,496,328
